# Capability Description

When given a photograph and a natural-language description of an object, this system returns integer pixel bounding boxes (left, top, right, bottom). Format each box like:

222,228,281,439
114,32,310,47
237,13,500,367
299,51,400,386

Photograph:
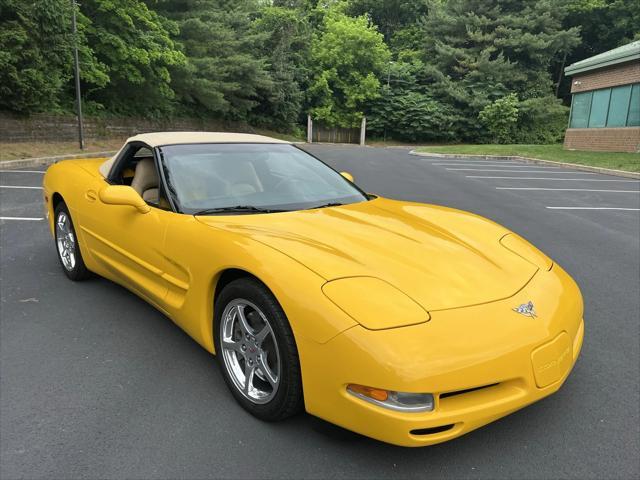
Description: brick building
564,41,640,153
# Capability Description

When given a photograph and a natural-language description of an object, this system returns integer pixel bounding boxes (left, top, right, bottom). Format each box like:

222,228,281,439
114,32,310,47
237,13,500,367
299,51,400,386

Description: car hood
196,197,538,311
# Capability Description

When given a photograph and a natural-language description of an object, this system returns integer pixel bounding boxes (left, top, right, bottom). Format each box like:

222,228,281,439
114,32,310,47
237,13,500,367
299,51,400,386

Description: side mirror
340,171,355,183
99,185,150,214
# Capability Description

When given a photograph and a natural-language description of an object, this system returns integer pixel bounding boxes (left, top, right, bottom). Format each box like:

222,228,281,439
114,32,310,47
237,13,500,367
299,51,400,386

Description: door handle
85,189,97,201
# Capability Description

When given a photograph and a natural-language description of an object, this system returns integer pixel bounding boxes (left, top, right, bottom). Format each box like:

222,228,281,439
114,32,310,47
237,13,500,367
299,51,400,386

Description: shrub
368,90,458,142
514,96,569,144
478,93,519,144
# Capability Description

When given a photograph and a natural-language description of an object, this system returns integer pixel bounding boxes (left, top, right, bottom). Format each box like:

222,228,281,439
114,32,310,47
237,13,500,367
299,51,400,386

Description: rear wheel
214,278,303,421
54,202,90,281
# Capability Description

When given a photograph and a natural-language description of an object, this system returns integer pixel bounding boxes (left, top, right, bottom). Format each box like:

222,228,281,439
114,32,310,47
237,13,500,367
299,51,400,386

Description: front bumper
298,263,584,447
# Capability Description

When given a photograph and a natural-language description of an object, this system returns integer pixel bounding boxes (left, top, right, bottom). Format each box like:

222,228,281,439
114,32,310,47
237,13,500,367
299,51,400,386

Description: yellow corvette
42,132,584,447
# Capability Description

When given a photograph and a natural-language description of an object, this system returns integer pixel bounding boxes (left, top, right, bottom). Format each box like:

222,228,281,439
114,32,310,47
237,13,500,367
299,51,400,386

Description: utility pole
71,0,85,150
384,61,393,143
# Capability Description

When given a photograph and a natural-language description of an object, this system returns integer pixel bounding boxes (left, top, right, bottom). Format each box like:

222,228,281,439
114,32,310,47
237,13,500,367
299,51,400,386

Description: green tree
419,0,580,141
251,5,311,131
1,0,633,142
423,0,580,97
346,0,429,43
308,6,391,127
77,0,185,116
0,0,75,113
155,0,272,120
566,0,639,54
514,96,569,143
369,89,457,142
367,60,459,141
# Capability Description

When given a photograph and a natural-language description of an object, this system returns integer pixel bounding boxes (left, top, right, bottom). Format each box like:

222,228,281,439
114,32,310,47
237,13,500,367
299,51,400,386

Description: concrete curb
0,151,117,170
409,150,640,179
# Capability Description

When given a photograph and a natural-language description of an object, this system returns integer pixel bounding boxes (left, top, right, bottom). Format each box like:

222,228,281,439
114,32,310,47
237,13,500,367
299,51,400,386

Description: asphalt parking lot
1,145,639,479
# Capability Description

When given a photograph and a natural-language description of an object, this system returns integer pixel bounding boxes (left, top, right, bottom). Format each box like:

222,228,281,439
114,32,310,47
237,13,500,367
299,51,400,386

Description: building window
629,84,640,126
570,92,592,128
607,85,632,127
569,82,640,128
588,89,611,127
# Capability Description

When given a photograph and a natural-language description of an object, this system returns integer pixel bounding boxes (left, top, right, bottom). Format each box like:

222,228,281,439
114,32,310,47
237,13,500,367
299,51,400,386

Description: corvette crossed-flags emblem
513,301,537,318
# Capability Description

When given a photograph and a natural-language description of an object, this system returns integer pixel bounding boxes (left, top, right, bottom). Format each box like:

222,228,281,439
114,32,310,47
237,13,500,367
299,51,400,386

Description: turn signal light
347,384,389,401
347,384,435,412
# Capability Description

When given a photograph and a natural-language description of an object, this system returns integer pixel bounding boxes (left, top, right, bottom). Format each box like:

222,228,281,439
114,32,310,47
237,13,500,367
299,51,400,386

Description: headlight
347,384,435,412
500,233,553,271
322,276,429,330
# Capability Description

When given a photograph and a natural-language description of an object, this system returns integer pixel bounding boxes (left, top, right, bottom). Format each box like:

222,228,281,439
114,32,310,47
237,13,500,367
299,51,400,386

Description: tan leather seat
142,188,159,203
131,158,159,203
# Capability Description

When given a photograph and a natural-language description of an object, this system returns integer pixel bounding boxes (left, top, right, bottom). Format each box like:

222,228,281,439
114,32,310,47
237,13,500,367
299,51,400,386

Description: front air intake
410,424,455,436
439,383,500,399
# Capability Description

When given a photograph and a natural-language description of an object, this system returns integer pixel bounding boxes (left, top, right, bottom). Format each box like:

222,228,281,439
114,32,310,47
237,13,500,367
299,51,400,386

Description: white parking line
0,185,43,189
450,169,595,174
433,161,529,165
0,216,44,221
546,207,640,211
496,187,640,193
467,176,640,182
419,157,525,165
0,170,45,173
435,164,559,168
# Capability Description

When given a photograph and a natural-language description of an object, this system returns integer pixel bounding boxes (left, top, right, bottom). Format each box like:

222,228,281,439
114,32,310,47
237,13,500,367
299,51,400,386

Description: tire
53,202,91,281
214,277,303,421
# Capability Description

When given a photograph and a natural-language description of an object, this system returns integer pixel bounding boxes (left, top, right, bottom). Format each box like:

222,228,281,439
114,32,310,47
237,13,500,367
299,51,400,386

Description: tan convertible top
99,131,290,178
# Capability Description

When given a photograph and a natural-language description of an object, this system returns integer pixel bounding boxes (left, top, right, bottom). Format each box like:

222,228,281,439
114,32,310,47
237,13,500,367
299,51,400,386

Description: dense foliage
308,6,390,127
0,0,638,142
0,0,76,112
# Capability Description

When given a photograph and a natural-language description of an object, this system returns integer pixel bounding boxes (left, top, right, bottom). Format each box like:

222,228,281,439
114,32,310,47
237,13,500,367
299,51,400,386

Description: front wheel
54,202,90,281
214,278,303,421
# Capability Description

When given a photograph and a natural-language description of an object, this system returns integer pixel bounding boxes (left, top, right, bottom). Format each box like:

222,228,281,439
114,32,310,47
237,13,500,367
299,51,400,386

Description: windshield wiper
194,205,289,216
306,202,345,210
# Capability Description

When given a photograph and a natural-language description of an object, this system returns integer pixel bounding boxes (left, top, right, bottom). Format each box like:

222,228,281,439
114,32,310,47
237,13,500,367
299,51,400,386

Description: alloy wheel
55,211,76,271
220,299,281,404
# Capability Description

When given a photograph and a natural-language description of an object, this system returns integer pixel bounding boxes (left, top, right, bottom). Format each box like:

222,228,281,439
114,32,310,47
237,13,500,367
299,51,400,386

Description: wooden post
307,115,313,143
360,116,366,146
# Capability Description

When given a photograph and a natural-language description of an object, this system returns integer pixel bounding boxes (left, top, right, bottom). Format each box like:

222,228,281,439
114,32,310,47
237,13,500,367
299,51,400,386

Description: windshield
158,143,368,214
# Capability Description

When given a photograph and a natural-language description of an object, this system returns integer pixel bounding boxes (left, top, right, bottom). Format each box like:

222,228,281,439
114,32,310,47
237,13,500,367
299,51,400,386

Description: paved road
1,146,639,479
